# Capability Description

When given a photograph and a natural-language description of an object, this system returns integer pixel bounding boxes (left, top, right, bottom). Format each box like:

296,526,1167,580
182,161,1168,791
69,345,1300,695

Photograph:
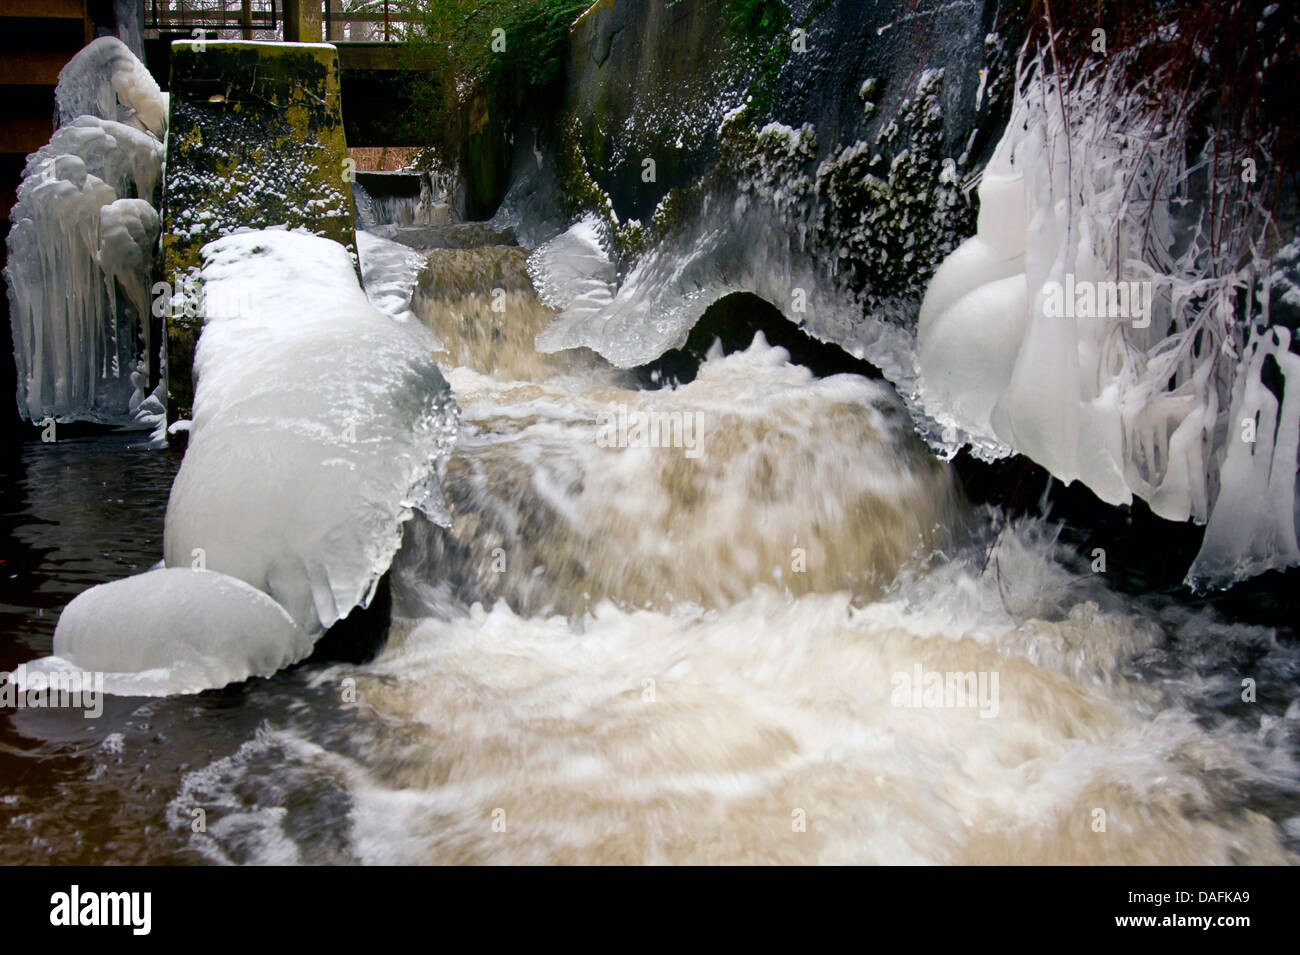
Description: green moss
814,69,975,311
718,104,818,205
555,113,693,262
162,41,356,422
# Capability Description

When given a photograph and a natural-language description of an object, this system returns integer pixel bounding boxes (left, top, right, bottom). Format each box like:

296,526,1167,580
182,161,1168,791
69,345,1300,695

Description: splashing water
158,231,1300,865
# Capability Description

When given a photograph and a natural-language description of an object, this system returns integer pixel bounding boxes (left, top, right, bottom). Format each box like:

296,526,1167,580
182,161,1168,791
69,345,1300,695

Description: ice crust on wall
526,108,921,387
356,229,429,324
6,40,165,424
21,569,308,697
164,230,459,641
530,199,899,378
915,70,1300,588
529,214,617,320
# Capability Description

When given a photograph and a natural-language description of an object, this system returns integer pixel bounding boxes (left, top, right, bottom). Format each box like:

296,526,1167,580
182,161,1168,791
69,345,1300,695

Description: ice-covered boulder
163,229,458,639
16,230,456,696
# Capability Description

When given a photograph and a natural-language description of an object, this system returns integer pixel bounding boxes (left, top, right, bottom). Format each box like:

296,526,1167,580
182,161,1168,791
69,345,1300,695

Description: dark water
0,433,359,863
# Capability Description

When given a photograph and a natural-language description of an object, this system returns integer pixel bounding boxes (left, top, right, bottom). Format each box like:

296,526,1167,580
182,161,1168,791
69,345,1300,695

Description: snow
163,229,459,639
20,569,308,697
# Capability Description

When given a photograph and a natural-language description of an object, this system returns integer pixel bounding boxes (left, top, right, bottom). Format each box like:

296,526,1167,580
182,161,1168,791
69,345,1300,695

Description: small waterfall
162,225,1298,865
352,170,454,230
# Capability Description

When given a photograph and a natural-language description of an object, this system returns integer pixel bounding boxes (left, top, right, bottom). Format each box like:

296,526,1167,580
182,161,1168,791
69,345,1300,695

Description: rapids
2,224,1297,865
165,230,1296,865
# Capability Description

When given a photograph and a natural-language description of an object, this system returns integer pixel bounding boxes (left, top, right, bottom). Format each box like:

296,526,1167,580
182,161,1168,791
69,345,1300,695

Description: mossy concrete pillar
283,0,323,43
162,40,355,422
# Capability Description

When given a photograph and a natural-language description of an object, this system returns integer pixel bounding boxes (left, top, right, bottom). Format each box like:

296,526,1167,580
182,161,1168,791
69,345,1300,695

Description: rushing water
2,225,1299,865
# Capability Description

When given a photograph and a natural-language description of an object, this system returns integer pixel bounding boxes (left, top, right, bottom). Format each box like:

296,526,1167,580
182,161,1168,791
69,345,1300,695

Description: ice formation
164,230,458,640
6,40,165,424
22,230,458,695
54,36,167,138
915,65,1300,588
528,214,617,320
1188,326,1300,586
528,141,912,383
21,569,308,697
98,198,161,359
356,228,429,324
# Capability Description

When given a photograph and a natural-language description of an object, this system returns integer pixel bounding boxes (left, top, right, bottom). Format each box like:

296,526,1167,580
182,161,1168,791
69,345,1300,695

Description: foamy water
165,240,1300,866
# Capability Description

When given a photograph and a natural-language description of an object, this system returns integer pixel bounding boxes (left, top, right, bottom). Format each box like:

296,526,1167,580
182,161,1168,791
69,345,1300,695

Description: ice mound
916,63,1300,588
164,230,459,638
528,214,617,319
55,36,167,138
21,569,308,697
6,43,165,424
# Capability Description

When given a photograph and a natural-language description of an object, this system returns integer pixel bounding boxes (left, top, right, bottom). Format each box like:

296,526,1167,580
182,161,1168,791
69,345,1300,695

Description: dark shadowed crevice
634,290,884,387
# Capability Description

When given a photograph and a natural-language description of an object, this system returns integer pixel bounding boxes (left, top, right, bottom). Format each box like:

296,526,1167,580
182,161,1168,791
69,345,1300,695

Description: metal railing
146,1,280,36
324,1,419,42
144,1,421,43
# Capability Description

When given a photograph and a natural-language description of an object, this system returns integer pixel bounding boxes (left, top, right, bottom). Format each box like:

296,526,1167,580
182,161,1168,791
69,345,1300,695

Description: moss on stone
813,69,975,313
162,41,356,422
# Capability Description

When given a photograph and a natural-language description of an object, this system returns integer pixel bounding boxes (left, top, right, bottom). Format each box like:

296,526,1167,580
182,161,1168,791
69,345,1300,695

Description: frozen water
6,42,164,425
528,214,617,320
20,568,308,697
98,197,160,361
164,230,459,638
530,206,894,378
54,36,166,138
1188,326,1300,587
915,64,1299,587
356,229,429,325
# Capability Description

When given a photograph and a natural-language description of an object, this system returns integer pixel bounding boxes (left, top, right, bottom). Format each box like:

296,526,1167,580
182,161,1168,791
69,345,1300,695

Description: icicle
54,36,167,138
5,45,164,424
916,54,1295,586
1188,326,1300,588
